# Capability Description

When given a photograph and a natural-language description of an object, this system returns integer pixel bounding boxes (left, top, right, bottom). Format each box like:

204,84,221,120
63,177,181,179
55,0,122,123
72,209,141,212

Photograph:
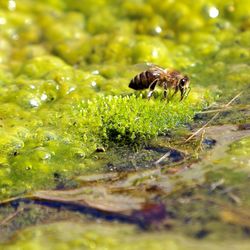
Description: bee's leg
164,89,167,99
147,79,158,99
180,88,185,101
163,82,168,100
171,86,178,99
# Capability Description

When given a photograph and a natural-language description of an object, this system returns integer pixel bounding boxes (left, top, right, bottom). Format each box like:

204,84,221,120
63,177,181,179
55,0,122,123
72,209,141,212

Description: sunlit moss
75,91,209,145
0,0,249,221
0,87,210,199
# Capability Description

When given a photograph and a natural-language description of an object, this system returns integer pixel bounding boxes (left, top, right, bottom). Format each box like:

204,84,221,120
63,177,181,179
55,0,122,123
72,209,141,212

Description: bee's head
179,76,190,89
179,76,190,101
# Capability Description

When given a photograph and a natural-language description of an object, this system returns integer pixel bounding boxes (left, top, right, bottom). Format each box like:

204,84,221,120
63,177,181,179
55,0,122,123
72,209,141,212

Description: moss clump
75,92,208,145
0,0,250,246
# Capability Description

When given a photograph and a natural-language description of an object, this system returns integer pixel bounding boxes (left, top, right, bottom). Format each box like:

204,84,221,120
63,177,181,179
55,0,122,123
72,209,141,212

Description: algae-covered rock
3,222,250,250
0,0,250,247
0,0,249,201
21,55,67,78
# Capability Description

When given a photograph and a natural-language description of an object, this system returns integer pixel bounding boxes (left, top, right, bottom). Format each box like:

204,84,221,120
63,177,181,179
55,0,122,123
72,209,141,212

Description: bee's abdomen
129,71,154,90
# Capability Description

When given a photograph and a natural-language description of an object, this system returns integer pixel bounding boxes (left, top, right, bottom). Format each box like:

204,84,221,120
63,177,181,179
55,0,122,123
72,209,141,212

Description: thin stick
154,152,170,165
197,104,250,114
195,129,206,153
198,108,229,114
185,91,243,143
0,207,24,226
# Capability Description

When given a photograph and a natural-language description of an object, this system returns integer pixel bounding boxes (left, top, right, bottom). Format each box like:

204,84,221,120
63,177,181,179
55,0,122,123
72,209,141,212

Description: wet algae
0,0,214,199
0,0,250,249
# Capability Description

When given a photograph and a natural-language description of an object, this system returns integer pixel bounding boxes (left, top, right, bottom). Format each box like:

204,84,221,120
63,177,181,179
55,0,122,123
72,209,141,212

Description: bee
129,65,191,101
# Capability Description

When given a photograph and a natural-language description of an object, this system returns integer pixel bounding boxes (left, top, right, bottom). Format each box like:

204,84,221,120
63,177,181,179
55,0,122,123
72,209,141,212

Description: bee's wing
128,63,166,80
148,65,166,76
130,62,164,71
130,62,155,71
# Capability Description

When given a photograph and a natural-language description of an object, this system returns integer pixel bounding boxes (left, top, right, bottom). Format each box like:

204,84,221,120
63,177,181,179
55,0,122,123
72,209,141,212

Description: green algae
228,137,250,157
2,222,250,250
209,136,250,174
0,89,208,199
0,0,222,199
0,0,250,248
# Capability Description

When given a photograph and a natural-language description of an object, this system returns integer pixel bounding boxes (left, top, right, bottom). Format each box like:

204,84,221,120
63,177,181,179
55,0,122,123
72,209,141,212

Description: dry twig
0,207,25,227
185,92,243,143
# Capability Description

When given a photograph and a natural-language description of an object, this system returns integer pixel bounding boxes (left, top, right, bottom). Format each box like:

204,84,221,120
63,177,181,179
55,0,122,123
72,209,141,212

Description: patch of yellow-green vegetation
228,137,250,157
205,135,250,173
207,136,250,182
0,0,250,247
0,0,249,205
0,88,209,199
75,91,209,145
200,133,250,211
2,222,250,250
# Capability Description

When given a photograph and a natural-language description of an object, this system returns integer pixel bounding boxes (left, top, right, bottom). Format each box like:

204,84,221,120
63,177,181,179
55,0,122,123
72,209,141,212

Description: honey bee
129,65,190,101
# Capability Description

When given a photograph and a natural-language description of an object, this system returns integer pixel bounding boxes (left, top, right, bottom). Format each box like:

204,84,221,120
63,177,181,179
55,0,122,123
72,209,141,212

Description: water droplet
67,86,75,94
154,26,162,34
91,70,99,75
41,93,48,101
29,99,39,107
208,7,219,18
152,49,159,58
0,17,6,25
91,81,97,87
8,0,16,11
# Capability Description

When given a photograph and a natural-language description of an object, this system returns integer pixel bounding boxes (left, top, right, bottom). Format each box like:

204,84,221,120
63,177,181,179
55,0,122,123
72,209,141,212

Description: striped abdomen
129,71,156,90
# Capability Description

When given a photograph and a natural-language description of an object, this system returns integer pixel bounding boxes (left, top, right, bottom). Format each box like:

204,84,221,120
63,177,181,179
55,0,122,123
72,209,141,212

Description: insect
129,65,191,101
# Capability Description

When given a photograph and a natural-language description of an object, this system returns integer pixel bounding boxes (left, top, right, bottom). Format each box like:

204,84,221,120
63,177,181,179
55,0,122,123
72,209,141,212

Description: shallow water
0,0,250,249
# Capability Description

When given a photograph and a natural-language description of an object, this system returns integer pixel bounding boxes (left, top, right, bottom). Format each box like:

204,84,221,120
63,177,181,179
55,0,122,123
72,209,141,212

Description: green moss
0,0,250,245
0,0,249,200
75,92,207,145
0,88,209,199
